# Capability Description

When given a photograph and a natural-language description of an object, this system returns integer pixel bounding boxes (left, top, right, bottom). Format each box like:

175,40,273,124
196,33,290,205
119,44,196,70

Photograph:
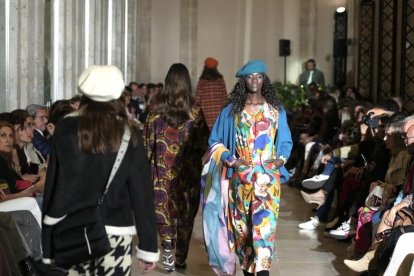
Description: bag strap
98,125,131,204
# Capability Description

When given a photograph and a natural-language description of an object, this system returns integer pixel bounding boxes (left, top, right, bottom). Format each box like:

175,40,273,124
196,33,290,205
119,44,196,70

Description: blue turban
235,60,268,78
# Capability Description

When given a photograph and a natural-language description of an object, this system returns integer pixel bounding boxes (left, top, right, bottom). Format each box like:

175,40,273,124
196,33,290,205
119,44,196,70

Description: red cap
204,57,218,69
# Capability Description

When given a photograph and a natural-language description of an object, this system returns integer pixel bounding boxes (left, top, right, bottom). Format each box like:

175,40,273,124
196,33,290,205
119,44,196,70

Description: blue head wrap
235,60,268,78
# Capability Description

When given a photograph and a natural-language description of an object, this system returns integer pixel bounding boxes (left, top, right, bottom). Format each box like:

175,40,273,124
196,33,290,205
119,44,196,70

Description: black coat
42,116,159,263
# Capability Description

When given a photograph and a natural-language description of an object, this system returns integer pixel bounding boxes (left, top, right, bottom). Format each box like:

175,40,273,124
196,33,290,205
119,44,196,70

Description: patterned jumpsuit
228,102,281,273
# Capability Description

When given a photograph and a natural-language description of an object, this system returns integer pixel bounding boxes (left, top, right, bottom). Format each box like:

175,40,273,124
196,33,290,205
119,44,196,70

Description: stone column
1,0,46,111
180,0,198,85
299,0,317,62
134,0,151,83
0,0,8,112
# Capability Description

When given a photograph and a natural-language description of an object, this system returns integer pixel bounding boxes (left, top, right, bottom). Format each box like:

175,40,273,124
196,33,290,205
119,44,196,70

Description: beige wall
148,0,348,92
0,0,350,111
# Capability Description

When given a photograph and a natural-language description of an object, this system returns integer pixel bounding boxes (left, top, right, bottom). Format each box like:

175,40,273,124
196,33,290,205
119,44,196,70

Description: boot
175,256,187,269
243,270,254,276
343,250,375,272
19,257,38,276
162,249,175,272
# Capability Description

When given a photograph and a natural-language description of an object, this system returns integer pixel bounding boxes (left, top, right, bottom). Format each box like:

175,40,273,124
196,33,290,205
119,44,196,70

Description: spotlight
336,7,346,13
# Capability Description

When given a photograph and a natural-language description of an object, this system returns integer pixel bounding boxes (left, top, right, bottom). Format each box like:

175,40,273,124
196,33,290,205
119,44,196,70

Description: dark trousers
316,168,343,222
0,211,31,276
9,210,42,260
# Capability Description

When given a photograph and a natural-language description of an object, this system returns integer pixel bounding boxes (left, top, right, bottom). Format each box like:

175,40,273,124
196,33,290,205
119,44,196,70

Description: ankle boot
243,270,254,276
19,257,38,276
343,250,375,272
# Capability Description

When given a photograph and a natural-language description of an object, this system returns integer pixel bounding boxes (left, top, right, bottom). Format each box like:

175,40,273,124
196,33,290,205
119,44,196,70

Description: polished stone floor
131,185,359,275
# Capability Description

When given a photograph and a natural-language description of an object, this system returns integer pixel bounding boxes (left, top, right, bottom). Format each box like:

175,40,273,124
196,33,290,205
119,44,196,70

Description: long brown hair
0,121,14,168
150,63,195,128
77,97,136,154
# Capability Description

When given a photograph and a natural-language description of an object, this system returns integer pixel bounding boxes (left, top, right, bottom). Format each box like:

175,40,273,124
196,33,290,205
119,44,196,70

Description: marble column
0,0,45,112
299,0,317,62
134,0,151,83
180,0,198,85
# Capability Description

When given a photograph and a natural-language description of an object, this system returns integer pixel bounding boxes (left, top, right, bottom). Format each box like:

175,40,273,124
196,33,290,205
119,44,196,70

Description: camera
363,112,380,129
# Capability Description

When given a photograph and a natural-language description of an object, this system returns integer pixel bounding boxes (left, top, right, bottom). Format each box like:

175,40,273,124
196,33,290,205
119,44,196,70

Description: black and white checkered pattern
68,235,132,276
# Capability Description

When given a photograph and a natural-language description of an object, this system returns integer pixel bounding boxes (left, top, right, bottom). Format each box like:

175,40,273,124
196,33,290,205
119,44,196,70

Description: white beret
77,65,125,102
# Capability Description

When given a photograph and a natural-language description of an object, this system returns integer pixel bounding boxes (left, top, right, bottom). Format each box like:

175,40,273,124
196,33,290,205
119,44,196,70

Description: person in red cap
195,57,228,130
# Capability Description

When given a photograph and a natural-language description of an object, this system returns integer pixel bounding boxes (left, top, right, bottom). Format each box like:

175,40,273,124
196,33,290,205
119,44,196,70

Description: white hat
77,65,125,102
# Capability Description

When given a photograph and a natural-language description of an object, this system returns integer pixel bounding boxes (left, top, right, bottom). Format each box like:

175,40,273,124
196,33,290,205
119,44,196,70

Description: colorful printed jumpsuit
229,102,281,273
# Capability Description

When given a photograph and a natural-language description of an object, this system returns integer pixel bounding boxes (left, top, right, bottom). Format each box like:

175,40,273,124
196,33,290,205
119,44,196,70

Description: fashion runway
132,185,359,275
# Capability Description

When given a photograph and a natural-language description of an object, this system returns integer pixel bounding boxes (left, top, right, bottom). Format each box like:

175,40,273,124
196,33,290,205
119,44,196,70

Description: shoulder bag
53,126,131,268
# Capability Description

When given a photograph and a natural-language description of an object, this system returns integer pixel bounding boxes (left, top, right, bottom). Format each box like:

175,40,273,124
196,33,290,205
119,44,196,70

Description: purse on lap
52,126,131,268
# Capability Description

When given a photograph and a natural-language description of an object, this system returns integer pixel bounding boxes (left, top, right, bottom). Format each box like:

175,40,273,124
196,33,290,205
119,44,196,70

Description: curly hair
227,74,282,115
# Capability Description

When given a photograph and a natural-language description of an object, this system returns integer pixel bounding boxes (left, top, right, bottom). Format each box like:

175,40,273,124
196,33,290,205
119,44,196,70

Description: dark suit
299,68,325,86
32,129,50,160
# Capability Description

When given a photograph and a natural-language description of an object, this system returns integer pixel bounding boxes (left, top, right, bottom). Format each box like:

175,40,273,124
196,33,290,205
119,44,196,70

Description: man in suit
26,104,50,160
298,58,325,86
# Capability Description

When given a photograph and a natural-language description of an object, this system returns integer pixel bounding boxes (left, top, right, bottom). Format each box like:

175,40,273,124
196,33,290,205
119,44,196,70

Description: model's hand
138,260,156,273
233,159,250,170
271,159,284,169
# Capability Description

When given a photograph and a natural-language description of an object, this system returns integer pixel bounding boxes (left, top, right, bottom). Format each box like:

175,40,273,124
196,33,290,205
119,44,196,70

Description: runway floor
131,184,359,276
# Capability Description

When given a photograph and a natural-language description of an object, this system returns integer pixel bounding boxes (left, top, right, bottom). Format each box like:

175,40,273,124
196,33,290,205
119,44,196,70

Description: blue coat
208,103,293,183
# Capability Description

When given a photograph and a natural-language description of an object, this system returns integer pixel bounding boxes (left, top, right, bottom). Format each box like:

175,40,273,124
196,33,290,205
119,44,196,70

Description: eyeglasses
34,115,48,121
0,132,14,139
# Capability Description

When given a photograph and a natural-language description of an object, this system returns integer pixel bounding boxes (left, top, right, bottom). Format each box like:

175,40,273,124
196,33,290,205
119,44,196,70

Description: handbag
53,126,131,268
365,185,384,211
15,179,33,191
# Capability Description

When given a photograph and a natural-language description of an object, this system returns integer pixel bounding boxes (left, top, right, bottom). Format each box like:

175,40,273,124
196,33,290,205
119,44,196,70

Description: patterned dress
144,107,209,261
229,102,281,273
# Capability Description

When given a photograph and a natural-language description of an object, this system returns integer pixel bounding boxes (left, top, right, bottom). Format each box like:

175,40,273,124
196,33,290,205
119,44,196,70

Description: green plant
273,82,308,110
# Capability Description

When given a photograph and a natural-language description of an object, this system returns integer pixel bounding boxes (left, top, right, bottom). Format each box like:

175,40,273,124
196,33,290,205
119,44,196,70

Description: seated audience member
298,147,343,230
45,100,74,136
10,109,47,174
0,121,45,220
26,104,50,160
343,115,414,273
326,109,391,238
347,115,408,256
